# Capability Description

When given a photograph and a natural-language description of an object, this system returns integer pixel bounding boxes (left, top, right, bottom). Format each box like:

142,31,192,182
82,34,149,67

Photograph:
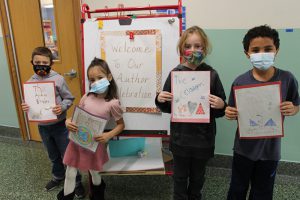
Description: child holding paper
155,26,226,200
58,58,125,200
225,25,300,200
21,47,84,197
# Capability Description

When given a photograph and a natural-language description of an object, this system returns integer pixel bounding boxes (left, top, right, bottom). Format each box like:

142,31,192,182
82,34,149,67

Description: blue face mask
250,52,275,71
90,78,110,94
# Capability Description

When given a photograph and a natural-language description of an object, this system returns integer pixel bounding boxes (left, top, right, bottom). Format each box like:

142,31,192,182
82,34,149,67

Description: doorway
0,0,83,141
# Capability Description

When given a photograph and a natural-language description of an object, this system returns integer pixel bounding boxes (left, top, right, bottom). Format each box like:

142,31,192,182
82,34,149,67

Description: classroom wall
82,0,300,29
0,22,19,128
82,0,300,162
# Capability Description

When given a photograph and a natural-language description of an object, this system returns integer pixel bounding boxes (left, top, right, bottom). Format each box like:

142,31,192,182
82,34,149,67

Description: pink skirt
63,141,109,171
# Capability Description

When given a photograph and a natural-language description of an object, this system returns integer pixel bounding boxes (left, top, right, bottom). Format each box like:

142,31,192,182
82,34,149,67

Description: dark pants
38,120,81,184
173,154,209,200
227,153,278,200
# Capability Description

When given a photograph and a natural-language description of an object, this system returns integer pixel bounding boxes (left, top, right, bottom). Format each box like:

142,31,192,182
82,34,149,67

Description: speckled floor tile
0,137,299,200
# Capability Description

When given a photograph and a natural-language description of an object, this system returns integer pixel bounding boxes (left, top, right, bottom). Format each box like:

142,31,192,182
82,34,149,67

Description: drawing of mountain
265,118,277,126
196,103,205,114
249,119,258,126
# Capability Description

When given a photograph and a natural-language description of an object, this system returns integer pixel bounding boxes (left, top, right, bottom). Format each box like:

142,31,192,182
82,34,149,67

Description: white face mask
250,52,275,71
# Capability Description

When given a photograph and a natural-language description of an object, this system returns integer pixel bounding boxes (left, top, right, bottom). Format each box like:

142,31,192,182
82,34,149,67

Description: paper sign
171,71,210,123
100,29,162,113
23,81,57,122
69,106,107,152
234,81,283,139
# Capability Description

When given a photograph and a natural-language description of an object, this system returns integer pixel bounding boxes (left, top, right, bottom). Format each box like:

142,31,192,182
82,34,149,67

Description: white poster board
100,30,161,113
83,17,180,133
171,71,210,123
23,81,57,122
69,106,107,152
234,82,283,139
102,137,164,174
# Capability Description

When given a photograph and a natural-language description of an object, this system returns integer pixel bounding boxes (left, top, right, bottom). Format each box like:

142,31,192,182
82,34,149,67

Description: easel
80,0,183,94
80,1,183,175
81,1,182,29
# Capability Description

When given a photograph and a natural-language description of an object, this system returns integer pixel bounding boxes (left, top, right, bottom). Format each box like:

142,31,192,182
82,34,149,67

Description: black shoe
74,183,85,199
45,179,63,191
57,189,75,200
90,180,106,200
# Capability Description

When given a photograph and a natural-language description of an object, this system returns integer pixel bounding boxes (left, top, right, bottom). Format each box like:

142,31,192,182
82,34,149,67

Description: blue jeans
38,119,81,184
227,153,278,200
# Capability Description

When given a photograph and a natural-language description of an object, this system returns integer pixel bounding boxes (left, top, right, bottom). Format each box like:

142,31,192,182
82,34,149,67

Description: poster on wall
234,81,283,139
171,71,210,123
23,81,57,122
100,29,162,113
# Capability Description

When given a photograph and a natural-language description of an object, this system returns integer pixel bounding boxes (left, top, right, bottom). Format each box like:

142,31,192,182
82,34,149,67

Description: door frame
0,0,83,140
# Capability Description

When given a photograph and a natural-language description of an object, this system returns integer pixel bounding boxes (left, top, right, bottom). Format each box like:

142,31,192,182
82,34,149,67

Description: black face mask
33,65,51,76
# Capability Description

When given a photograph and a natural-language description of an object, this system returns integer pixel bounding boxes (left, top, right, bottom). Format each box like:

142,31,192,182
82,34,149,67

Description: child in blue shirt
225,25,300,200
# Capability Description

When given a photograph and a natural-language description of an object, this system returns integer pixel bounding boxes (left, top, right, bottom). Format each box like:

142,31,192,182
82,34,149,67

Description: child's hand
94,132,110,144
225,106,238,120
209,94,225,109
157,91,173,103
65,118,78,132
280,101,299,116
52,105,62,115
21,102,30,112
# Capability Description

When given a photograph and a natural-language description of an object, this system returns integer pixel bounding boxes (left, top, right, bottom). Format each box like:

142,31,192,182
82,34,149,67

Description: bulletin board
82,16,181,135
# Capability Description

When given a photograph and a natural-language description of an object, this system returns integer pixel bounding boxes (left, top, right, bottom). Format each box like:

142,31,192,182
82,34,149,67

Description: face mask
250,52,275,71
33,65,51,76
90,78,110,94
183,50,203,66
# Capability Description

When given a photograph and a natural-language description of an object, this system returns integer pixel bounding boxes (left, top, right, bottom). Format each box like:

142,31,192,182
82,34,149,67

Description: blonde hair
177,26,212,58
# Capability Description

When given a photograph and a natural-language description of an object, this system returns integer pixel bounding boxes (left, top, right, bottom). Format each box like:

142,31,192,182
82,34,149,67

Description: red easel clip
129,31,134,40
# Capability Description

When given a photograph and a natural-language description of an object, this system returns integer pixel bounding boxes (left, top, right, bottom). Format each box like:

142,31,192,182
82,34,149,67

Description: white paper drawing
171,71,210,123
234,82,283,138
23,81,57,122
69,106,107,152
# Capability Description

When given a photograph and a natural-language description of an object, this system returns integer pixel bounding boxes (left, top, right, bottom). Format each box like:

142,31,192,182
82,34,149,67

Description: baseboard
0,125,21,139
209,154,300,177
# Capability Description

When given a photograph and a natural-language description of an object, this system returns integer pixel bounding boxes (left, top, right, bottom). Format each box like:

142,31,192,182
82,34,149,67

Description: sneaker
75,183,85,199
45,179,62,191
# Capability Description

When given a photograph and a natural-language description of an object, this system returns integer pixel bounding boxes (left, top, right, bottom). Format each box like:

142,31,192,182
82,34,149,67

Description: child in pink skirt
57,58,125,200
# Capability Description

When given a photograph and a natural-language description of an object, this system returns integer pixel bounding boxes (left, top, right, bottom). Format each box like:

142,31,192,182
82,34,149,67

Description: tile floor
0,136,299,200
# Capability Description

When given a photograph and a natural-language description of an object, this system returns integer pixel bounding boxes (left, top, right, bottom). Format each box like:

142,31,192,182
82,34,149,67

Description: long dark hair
87,57,118,101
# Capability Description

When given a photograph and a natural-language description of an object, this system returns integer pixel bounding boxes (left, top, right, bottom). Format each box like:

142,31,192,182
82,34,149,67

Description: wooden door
2,0,82,141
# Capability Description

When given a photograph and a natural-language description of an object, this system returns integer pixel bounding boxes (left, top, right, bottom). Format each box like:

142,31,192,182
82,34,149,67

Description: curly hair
243,25,280,52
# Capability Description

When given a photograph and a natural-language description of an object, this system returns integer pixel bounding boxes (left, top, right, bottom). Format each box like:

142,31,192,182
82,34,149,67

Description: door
1,0,83,141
